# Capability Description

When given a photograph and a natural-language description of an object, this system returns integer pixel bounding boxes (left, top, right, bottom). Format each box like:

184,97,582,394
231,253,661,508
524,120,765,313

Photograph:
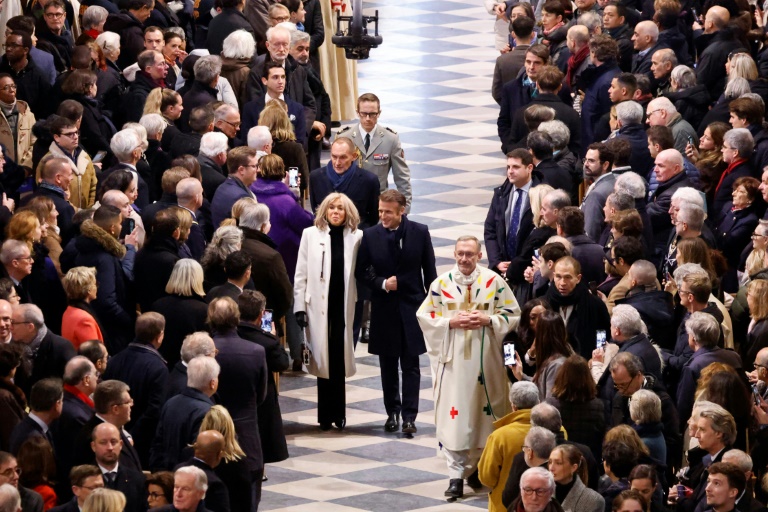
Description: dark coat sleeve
484,189,504,271
306,0,324,51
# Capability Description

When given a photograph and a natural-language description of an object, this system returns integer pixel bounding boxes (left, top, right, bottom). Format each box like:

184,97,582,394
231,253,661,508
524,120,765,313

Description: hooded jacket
36,142,97,209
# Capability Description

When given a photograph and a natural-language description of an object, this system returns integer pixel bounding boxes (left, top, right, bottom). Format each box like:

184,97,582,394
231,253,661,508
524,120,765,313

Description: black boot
444,478,463,498
466,469,482,490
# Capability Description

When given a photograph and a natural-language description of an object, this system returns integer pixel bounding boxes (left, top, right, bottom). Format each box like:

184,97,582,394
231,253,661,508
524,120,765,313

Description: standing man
417,236,520,498
356,190,436,435
337,93,412,213
581,142,617,242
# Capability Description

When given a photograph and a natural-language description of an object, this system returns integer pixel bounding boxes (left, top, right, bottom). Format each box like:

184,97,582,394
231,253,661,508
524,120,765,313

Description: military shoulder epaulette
338,126,351,133
386,127,397,134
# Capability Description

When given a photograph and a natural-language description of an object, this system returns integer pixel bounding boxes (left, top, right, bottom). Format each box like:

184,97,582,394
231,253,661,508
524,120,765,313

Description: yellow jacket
36,142,97,209
0,100,36,168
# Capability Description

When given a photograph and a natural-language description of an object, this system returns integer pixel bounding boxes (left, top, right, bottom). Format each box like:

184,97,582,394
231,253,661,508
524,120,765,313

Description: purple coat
250,178,314,281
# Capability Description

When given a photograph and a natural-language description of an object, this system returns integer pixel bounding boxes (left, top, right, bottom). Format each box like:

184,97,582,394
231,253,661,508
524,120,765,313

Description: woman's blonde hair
729,53,758,82
220,197,259,227
258,153,286,181
165,259,205,297
144,88,182,117
82,488,126,512
200,405,245,461
529,184,554,228
7,210,40,252
314,193,360,231
258,101,295,142
171,206,193,242
749,279,768,320
62,266,97,302
694,362,738,401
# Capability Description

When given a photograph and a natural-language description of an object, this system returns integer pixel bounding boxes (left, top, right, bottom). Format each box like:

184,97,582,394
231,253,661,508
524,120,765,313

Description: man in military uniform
337,93,413,213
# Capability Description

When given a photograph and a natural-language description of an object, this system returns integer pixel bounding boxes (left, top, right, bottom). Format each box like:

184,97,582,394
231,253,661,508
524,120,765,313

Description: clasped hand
449,311,490,330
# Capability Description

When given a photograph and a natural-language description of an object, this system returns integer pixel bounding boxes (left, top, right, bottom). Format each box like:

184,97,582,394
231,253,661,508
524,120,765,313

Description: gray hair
724,128,755,159
139,113,166,138
0,239,29,266
616,101,643,125
180,332,216,363
544,189,571,209
214,104,238,123
247,126,272,149
537,120,570,150
671,65,697,89
239,204,270,230
673,262,708,290
677,203,705,231
204,226,243,264
222,29,255,59
610,305,644,337
509,381,540,410
82,5,108,30
266,25,292,43
722,449,753,473
607,192,635,211
175,466,208,494
124,122,148,149
110,129,141,162
698,405,737,446
648,96,677,116
291,30,310,47
614,172,646,199
530,402,562,433
13,303,44,329
187,356,220,391
725,77,751,99
520,467,555,495
629,389,662,424
166,26,185,40
524,426,557,459
199,132,229,159
609,352,644,377
685,311,721,349
742,93,765,109
580,11,602,33
95,31,120,56
0,483,20,512
628,260,657,287
176,177,202,203
672,187,705,208
655,48,677,68
194,55,222,85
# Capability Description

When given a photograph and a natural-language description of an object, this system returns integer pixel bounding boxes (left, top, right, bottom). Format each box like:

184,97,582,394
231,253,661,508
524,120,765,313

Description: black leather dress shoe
319,422,332,431
466,469,482,490
384,413,399,432
444,479,463,498
334,418,346,430
401,421,417,434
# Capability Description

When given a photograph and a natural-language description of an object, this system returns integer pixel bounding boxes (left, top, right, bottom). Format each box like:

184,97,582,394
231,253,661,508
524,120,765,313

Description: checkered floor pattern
261,0,506,509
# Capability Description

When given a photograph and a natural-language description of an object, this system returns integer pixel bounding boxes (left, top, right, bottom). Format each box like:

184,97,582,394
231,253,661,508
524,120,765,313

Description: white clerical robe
417,265,520,452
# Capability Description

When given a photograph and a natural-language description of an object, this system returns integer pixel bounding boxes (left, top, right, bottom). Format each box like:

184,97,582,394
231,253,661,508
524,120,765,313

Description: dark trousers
379,353,421,422
252,468,263,512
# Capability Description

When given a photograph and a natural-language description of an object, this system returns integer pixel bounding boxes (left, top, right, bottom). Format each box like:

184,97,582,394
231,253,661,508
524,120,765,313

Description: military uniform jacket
338,124,412,212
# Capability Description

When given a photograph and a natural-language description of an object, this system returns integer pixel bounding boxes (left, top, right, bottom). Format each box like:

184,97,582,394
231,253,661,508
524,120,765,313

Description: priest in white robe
417,235,520,499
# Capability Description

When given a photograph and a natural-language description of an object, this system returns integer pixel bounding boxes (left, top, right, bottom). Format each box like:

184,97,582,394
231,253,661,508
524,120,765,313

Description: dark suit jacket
74,416,142,472
151,387,214,471
677,347,742,425
8,415,45,455
104,463,147,512
165,361,187,401
211,177,254,228
198,154,226,202
567,234,607,285
356,217,437,357
176,458,230,512
49,497,78,512
12,329,76,397
646,171,691,258
205,282,242,303
51,390,94,497
214,330,268,472
509,93,582,156
309,165,380,229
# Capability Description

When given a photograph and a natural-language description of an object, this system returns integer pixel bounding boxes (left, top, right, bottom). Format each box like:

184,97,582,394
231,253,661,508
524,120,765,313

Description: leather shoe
466,469,482,490
402,421,417,434
444,479,463,498
384,413,399,432
334,418,346,430
319,422,332,431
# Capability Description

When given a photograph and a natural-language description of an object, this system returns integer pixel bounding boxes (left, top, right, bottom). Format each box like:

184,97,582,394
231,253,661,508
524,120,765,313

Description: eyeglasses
116,399,133,407
613,379,633,391
10,320,31,325
755,363,767,370
148,492,165,499
679,289,692,296
647,109,663,116
0,85,17,91
1,44,22,50
59,131,79,138
270,42,290,49
753,234,767,239
358,111,380,119
0,467,21,477
44,11,65,18
79,484,104,491
221,119,241,129
13,256,33,262
522,487,550,497
270,15,290,22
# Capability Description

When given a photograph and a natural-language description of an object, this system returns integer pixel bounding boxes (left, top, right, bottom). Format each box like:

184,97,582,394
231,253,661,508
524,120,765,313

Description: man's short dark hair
605,1,627,18
730,97,765,126
605,138,631,167
379,189,407,208
540,242,569,263
587,142,615,168
70,465,102,487
93,380,129,415
189,106,214,134
220,0,243,9
238,290,267,322
647,125,675,150
602,439,639,478
708,462,747,497
48,115,77,137
123,0,153,11
57,100,85,123
78,340,105,368
6,15,35,35
7,31,31,49
93,204,121,229
527,131,554,160
614,72,638,96
589,34,619,63
511,16,534,39
224,250,251,280
634,74,652,95
556,207,584,237
135,312,165,345
262,60,284,80
151,208,181,238
612,236,644,266
537,66,564,93
507,147,533,166
30,378,63,412
541,0,564,18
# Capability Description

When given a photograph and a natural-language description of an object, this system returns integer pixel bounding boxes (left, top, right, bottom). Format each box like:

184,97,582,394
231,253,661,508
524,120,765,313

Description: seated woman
715,176,760,293
61,266,104,349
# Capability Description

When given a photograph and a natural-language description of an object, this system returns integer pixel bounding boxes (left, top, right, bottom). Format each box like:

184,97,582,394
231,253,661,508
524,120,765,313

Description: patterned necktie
364,133,370,152
506,189,524,258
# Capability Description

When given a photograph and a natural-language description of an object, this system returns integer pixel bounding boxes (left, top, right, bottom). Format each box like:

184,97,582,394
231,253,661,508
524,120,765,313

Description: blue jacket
211,177,254,228
241,95,306,148
617,123,654,180
677,346,742,425
151,387,214,471
29,47,56,86
579,62,620,154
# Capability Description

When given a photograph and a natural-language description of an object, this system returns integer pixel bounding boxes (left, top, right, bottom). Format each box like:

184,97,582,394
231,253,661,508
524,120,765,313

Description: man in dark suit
197,133,228,203
8,378,62,455
0,241,33,304
631,21,666,80
484,148,543,280
169,106,213,159
557,207,606,284
103,313,169,468
209,297,268,509
50,465,104,512
205,251,251,304
52,357,97,501
309,137,380,229
74,380,142,472
176,177,206,260
139,167,189,235
356,190,436,435
210,147,258,228
10,303,75,397
175,430,230,512
241,61,306,147
166,333,217,402
91,423,147,512
159,467,210,512
491,17,535,105
527,131,574,200
581,142,617,242
647,149,692,262
151,356,218,471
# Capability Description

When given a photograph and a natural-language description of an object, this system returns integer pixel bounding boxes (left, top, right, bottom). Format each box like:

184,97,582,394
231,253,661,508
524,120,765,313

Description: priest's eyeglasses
522,487,549,497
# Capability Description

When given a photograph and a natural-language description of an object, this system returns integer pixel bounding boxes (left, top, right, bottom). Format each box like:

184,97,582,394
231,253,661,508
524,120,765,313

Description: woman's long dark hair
533,310,573,382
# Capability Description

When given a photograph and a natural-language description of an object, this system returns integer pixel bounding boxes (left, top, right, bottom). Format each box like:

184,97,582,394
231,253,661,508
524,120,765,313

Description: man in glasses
338,93,412,213
0,32,52,119
52,465,104,512
0,74,35,170
36,0,74,70
0,451,43,512
508,467,559,512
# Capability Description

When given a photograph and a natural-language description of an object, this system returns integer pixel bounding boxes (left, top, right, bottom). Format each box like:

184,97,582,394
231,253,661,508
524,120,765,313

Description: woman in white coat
294,192,362,430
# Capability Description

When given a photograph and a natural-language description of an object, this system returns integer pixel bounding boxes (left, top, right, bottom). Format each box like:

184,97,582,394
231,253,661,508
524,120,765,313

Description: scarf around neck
566,44,589,87
325,159,358,194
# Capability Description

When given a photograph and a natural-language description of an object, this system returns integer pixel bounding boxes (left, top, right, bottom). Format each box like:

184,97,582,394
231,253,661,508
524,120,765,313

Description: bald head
633,21,659,51
193,430,225,468
659,148,684,167
92,422,120,440
706,6,730,31
567,25,589,48
756,347,768,368
176,177,203,206
101,190,132,219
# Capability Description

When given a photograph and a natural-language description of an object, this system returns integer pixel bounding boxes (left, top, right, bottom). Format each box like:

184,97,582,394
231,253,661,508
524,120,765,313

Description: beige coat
0,100,36,168
36,142,97,209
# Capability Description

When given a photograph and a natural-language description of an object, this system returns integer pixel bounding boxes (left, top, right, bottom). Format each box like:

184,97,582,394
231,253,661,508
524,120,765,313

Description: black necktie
105,471,117,487
364,133,370,152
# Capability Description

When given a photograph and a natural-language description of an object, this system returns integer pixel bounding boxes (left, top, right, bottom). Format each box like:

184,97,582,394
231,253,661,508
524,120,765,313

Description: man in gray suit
337,93,413,212
581,142,617,241
491,16,535,105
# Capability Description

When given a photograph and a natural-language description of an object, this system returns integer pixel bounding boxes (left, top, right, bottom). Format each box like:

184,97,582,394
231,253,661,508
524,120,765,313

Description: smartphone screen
504,344,515,366
534,249,540,258
93,151,107,163
596,330,607,349
261,309,273,332
289,168,299,188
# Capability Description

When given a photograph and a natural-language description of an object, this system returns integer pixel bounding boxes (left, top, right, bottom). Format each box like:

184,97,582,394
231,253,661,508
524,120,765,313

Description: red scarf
64,384,94,408
543,22,564,36
715,158,746,193
565,45,589,87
